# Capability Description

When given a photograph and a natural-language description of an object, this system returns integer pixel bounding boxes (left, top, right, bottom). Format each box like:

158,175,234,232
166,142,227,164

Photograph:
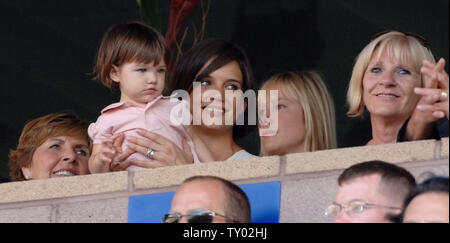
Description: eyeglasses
163,209,236,223
324,200,401,218
371,30,430,49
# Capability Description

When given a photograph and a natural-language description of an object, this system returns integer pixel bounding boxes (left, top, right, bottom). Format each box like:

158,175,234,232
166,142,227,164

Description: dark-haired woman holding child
130,39,259,163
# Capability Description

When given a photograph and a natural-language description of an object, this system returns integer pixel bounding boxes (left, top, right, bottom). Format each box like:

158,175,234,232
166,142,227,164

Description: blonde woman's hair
260,71,337,155
347,30,436,117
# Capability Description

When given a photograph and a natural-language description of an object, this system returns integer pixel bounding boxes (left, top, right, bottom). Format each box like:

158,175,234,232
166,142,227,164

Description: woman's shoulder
227,150,258,161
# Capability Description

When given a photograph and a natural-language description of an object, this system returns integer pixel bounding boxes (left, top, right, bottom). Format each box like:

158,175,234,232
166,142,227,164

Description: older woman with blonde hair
259,71,337,156
9,113,92,181
347,30,448,145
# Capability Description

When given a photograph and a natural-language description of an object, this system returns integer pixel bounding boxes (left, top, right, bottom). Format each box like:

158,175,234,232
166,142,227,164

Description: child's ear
110,65,121,83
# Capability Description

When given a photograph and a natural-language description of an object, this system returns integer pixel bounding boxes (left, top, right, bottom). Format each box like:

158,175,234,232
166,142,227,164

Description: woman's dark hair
169,39,256,140
169,39,255,93
390,176,449,223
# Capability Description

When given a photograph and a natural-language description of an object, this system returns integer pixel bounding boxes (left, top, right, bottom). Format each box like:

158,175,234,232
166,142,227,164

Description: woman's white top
227,150,258,161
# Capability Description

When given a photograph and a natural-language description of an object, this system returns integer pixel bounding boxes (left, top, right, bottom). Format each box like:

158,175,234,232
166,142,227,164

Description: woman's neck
368,115,409,146
190,126,242,161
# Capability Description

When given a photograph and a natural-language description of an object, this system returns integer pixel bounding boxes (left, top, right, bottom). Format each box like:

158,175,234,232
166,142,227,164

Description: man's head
399,176,449,223
166,176,251,223
329,160,416,223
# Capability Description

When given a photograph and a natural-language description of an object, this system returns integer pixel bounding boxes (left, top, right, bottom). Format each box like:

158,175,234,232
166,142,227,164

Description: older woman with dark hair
347,30,448,145
8,113,91,181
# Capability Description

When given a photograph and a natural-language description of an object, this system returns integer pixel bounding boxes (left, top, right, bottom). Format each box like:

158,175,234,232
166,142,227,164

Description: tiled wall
0,138,448,223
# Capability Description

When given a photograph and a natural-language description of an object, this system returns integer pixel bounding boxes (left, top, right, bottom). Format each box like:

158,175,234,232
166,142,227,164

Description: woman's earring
24,175,29,180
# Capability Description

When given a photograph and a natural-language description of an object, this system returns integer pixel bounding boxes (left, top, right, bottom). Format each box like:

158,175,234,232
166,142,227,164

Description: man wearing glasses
164,175,251,223
326,160,416,223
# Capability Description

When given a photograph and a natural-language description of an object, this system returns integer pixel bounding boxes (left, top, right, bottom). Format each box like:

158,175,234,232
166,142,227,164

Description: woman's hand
405,58,449,141
415,58,449,120
125,129,194,168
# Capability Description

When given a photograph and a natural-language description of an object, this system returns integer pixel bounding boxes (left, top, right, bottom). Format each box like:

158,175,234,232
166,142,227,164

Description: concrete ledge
134,156,281,190
402,160,449,183
280,174,340,223
0,139,447,223
286,140,436,174
0,171,128,204
55,197,128,223
441,137,449,158
0,205,53,223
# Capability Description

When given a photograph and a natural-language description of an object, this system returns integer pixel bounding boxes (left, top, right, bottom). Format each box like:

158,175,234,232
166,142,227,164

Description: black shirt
0,177,10,183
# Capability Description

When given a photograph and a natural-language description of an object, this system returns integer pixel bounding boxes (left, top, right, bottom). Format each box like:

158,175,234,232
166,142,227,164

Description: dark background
1,0,448,179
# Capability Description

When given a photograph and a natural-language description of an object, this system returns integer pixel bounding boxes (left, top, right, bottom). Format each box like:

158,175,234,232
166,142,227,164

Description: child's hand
88,133,125,173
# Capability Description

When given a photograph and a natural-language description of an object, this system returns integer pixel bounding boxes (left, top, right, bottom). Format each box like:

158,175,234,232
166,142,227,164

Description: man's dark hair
390,176,449,223
338,160,416,204
183,175,251,223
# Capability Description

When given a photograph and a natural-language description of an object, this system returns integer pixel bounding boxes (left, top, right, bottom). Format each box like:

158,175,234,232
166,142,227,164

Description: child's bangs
129,40,166,66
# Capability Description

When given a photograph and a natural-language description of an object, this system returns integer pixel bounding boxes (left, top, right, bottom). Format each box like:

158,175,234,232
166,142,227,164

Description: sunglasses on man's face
163,209,235,223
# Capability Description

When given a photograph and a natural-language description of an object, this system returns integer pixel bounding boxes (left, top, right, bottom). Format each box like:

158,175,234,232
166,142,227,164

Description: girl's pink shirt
88,95,199,171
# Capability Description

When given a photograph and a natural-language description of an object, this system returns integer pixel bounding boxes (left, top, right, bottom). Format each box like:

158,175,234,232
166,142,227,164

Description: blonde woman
347,30,448,145
259,71,337,156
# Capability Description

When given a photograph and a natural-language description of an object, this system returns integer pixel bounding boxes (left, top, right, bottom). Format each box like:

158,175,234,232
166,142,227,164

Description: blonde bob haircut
260,71,337,155
347,30,436,117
